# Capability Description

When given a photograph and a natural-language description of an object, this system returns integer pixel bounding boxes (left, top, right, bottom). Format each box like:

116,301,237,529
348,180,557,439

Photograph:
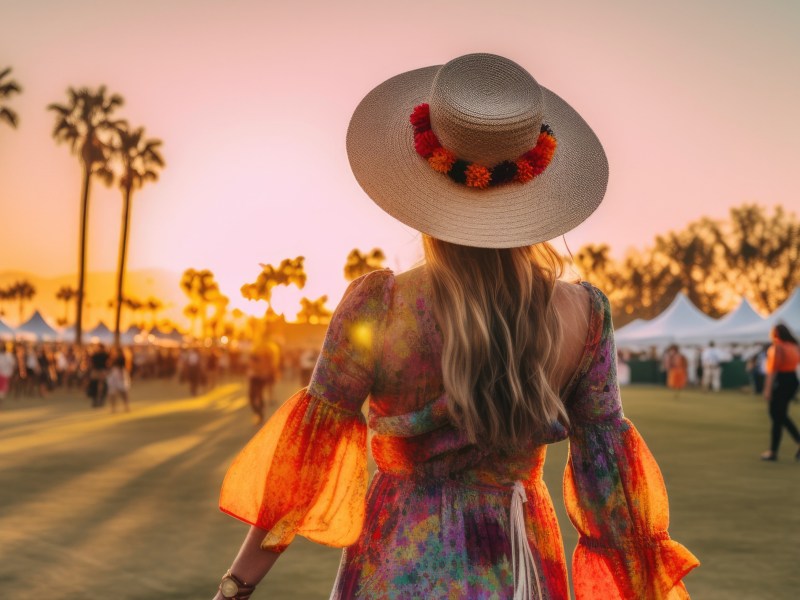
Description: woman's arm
211,526,280,600
763,345,777,401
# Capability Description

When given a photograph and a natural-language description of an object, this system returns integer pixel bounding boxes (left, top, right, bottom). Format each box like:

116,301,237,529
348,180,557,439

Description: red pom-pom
414,130,440,158
410,103,431,133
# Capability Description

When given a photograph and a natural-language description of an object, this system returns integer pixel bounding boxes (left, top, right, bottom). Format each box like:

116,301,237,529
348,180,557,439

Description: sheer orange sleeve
219,270,394,552
564,286,699,599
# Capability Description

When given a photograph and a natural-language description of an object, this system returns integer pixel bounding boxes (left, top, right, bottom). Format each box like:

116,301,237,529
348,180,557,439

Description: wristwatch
219,570,256,599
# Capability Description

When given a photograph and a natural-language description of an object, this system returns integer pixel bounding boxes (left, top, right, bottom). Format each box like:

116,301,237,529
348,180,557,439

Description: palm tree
181,269,220,339
55,285,77,323
209,293,229,339
183,304,200,337
296,296,332,325
123,297,144,328
48,86,125,345
9,280,36,323
0,67,22,129
241,257,306,339
241,257,307,317
146,297,163,329
344,248,386,281
0,287,11,318
111,125,165,346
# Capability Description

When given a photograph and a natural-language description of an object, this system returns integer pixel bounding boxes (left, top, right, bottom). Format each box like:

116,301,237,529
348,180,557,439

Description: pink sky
1,0,798,317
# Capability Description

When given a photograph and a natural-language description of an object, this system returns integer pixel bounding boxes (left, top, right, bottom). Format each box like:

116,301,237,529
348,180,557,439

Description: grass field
1,379,798,599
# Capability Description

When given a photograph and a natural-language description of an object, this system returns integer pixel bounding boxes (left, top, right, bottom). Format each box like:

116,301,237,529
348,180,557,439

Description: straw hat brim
347,65,609,248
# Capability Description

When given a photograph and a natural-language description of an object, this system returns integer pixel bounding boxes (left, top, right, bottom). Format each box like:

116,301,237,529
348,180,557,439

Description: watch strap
219,570,256,600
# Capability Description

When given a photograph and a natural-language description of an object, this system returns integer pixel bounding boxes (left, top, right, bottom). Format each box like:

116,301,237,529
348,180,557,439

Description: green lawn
0,380,798,599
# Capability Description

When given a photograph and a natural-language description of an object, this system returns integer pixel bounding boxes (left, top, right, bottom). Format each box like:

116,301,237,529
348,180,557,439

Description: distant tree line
572,204,800,326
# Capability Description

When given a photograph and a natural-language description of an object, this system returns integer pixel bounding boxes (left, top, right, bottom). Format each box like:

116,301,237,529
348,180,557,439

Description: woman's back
369,265,589,423
221,267,698,598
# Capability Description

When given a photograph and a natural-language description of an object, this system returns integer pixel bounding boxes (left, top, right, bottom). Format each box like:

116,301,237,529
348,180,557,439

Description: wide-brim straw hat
346,53,609,248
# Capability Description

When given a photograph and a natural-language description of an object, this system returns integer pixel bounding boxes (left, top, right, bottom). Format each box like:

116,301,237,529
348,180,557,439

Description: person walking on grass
701,341,722,392
106,347,131,414
212,54,698,600
666,344,689,398
760,324,800,462
87,343,110,408
246,351,266,425
0,343,15,404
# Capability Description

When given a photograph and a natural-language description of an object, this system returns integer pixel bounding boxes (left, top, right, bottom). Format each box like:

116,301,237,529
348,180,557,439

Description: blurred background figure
299,347,318,386
761,324,800,461
106,347,131,413
205,349,220,390
665,344,688,397
25,345,41,397
0,343,15,404
246,351,266,424
184,346,202,396
87,343,110,408
701,341,722,392
745,344,768,395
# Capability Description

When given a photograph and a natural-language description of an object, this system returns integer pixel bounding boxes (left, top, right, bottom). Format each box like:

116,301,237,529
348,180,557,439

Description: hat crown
429,54,544,166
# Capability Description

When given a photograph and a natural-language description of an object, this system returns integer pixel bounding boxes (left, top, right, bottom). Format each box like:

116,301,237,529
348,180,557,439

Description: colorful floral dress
220,269,699,599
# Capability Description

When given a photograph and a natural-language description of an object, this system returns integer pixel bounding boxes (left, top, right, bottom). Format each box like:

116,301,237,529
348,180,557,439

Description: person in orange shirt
666,345,688,397
761,324,800,461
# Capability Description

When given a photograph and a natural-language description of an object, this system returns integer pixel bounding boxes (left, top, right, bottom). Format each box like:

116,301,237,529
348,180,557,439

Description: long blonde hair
423,235,568,452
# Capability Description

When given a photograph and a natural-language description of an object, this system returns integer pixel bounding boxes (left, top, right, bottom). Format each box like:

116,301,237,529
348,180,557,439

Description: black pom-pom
448,160,469,184
490,161,518,186
540,123,554,136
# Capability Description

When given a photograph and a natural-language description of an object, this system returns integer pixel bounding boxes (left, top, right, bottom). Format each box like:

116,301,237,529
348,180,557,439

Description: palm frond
0,107,18,127
0,81,22,96
95,165,116,187
47,103,71,116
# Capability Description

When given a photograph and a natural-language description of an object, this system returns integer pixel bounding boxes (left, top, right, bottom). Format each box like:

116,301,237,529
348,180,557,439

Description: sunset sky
1,0,798,318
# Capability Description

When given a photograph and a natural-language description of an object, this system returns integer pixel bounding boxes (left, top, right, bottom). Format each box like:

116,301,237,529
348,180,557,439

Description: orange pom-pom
515,159,535,183
465,164,491,189
428,148,456,173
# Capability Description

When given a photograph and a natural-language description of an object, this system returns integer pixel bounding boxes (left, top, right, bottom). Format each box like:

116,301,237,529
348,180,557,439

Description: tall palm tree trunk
75,165,91,346
114,184,133,347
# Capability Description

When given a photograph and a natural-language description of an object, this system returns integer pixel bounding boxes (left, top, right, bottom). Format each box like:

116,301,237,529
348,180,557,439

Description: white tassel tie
510,481,542,600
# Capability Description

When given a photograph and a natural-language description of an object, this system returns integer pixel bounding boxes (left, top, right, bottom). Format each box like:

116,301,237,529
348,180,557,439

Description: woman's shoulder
552,280,611,390
333,268,396,323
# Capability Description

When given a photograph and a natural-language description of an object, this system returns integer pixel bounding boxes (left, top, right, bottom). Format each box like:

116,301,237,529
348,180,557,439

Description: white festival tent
709,287,800,344
121,325,143,345
680,297,765,345
60,323,149,345
15,311,59,341
615,292,717,348
613,318,649,339
87,321,115,344
0,318,15,339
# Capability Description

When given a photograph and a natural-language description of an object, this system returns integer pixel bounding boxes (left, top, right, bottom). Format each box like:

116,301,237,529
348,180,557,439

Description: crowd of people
0,340,322,416
614,338,787,396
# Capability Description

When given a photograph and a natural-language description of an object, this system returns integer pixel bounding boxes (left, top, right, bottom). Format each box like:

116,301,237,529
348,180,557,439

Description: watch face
220,577,239,597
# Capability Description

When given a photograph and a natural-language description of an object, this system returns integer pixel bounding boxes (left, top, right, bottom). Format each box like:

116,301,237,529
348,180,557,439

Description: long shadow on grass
0,387,250,524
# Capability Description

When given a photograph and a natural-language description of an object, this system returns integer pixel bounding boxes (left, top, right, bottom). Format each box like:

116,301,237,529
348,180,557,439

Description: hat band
410,103,557,189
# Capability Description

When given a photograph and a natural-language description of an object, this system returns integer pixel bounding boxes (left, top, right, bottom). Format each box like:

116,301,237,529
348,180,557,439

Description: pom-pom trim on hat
410,103,557,189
